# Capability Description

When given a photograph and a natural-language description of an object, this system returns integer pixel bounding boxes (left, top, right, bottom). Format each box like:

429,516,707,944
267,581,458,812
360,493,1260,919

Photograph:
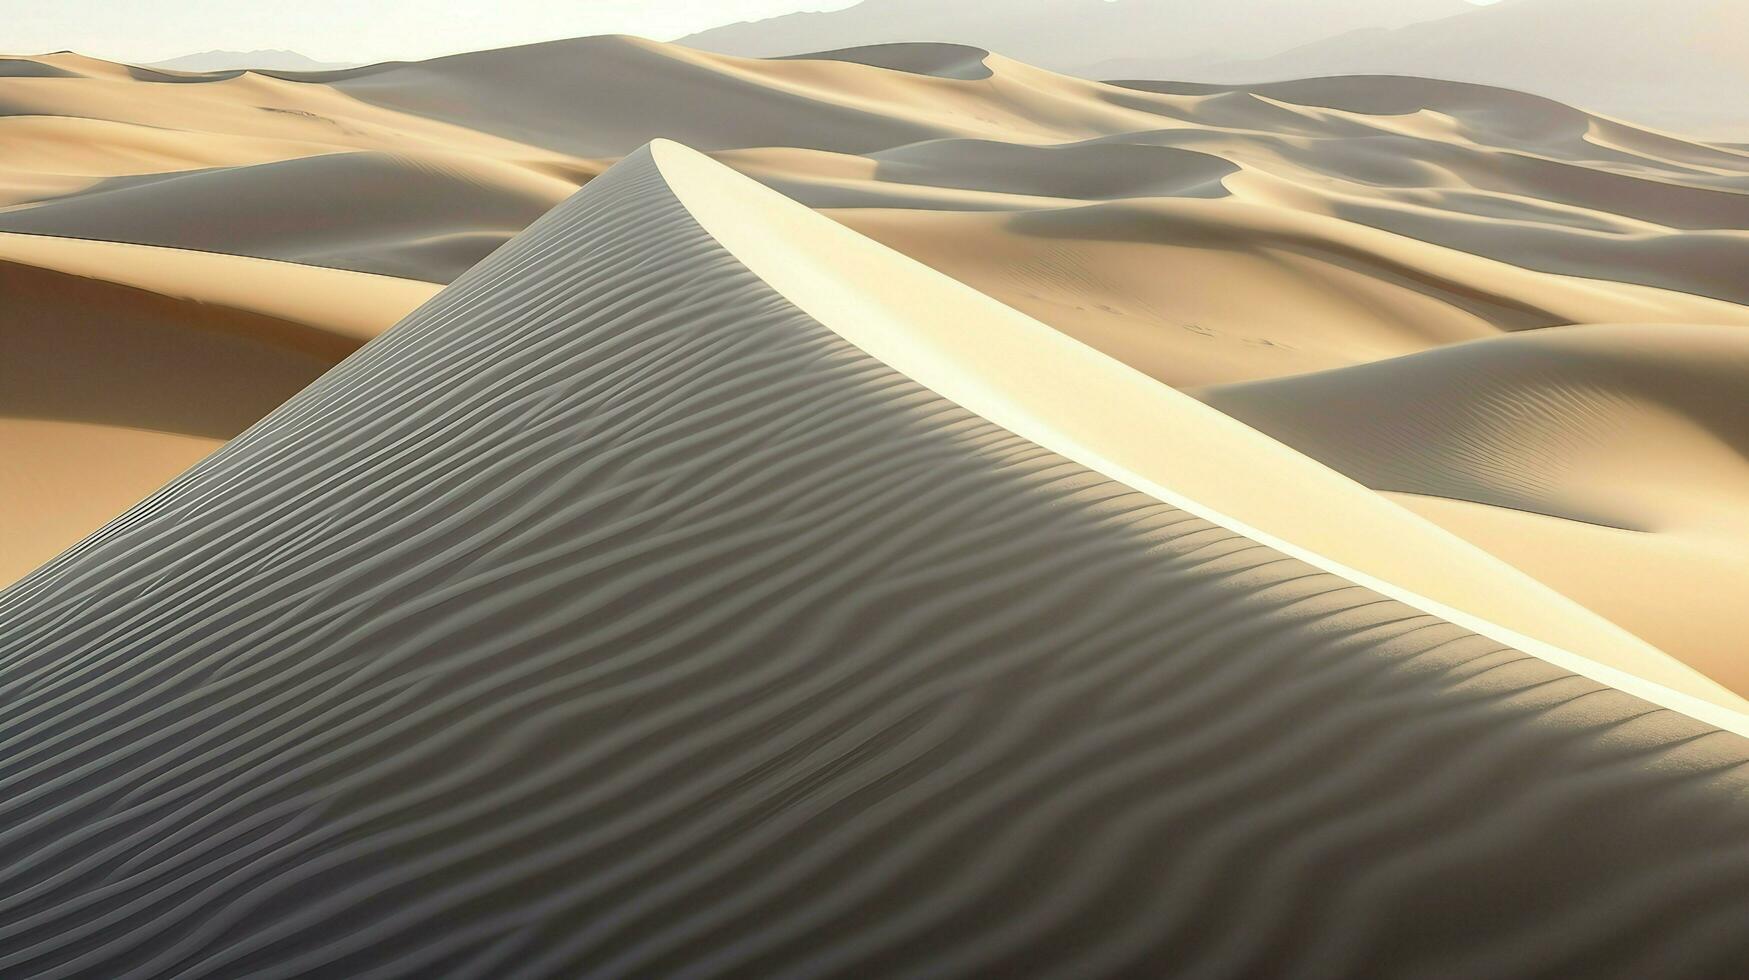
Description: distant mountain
678,0,1472,75
147,49,359,73
1134,0,1749,139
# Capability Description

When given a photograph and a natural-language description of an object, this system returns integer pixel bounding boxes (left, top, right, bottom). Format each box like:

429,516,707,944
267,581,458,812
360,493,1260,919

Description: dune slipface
3,144,1748,978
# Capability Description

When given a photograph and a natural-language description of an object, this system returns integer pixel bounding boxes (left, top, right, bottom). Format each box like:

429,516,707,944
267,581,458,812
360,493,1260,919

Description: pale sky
2,0,1506,65
0,0,862,64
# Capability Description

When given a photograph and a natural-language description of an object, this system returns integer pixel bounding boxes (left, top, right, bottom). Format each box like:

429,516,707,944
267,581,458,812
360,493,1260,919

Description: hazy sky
3,0,1504,65
0,0,862,63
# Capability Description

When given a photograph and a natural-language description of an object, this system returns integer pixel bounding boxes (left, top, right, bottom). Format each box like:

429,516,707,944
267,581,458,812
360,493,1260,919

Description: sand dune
3,34,1749,693
10,39,1746,320
4,144,1748,977
679,0,1473,77
0,150,575,281
323,36,1224,155
0,232,434,582
1197,322,1749,692
685,0,1749,140
659,141,1741,718
1167,0,1749,141
777,41,999,80
148,49,359,73
0,16,1747,976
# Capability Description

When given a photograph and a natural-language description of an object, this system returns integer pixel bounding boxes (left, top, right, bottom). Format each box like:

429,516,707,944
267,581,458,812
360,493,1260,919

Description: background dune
148,49,360,73
4,34,1749,693
680,0,1477,81
681,0,1749,140
1165,0,1749,141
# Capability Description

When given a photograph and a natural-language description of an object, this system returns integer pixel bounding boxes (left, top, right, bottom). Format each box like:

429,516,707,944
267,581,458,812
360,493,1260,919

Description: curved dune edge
0,232,438,348
648,140,1749,732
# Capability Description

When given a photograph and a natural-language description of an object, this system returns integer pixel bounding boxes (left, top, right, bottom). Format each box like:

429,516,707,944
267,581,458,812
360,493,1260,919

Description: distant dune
147,49,359,73
4,143,1748,976
683,0,1749,140
5,35,1749,690
1119,0,1749,140
678,0,1473,75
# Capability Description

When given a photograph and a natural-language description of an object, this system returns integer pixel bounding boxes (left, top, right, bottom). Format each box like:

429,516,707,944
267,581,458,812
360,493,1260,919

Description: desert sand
5,29,1749,974
4,35,1749,700
0,232,434,582
4,142,1748,976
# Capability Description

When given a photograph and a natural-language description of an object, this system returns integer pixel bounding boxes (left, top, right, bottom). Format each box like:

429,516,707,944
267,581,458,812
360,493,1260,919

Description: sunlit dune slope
0,232,434,581
1197,322,1749,692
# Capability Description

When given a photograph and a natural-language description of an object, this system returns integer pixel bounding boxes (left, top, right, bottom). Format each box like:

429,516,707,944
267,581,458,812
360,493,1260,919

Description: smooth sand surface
0,420,220,586
0,233,435,579
1198,322,1749,693
4,146,1747,976
3,36,1748,696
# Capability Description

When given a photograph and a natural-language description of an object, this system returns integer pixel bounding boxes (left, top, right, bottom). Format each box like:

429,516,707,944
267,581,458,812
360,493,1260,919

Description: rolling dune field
4,28,1749,978
4,39,1749,679
4,143,1748,978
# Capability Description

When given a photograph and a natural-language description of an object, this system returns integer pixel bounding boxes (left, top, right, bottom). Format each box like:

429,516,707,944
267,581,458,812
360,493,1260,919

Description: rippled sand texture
3,145,1748,978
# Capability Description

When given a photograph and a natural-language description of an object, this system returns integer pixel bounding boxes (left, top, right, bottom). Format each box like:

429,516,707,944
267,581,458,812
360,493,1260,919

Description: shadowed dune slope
776,42,998,80
3,144,1749,977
